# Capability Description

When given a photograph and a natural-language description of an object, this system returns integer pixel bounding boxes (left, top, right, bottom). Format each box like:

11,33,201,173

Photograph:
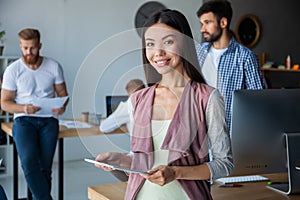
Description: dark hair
18,28,40,43
142,9,206,84
196,0,233,28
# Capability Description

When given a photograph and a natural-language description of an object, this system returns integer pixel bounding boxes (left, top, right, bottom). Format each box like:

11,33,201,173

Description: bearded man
1,28,68,200
195,0,264,133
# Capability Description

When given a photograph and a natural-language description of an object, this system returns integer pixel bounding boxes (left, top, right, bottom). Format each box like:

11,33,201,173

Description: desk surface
88,182,127,200
1,121,128,138
88,173,300,200
1,120,127,200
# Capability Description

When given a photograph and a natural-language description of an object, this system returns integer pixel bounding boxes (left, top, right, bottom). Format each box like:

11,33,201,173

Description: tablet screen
84,158,148,174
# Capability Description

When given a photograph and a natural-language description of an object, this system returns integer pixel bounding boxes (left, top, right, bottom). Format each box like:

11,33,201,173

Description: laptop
105,95,128,117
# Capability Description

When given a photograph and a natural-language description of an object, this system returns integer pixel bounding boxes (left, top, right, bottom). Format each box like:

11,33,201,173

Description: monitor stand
267,132,300,195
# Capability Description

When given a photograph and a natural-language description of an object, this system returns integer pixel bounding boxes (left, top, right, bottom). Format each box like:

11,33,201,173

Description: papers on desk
59,120,92,128
32,96,69,115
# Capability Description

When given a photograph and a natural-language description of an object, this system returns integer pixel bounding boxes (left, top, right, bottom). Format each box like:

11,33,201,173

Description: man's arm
52,82,68,115
100,101,129,132
245,52,265,89
1,89,40,114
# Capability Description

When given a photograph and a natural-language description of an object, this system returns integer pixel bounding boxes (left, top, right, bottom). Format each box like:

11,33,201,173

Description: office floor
0,159,120,200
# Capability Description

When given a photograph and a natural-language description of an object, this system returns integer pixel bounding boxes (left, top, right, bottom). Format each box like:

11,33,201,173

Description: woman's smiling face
144,23,184,75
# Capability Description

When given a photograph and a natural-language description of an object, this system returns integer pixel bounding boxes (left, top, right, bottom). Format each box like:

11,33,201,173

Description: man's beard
202,26,222,43
23,53,39,65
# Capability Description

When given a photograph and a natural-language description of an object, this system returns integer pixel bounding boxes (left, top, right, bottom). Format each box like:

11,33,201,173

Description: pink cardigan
125,81,213,200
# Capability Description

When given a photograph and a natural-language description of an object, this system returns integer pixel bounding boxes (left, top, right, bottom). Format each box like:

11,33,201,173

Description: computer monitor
105,95,128,117
230,89,300,194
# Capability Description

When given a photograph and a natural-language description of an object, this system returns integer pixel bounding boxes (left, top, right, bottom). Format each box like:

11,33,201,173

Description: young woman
95,9,233,200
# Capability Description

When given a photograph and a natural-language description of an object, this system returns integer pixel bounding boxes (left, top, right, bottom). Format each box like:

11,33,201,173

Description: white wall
0,0,202,160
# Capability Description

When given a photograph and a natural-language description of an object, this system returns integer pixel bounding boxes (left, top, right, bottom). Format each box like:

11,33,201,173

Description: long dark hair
142,9,206,84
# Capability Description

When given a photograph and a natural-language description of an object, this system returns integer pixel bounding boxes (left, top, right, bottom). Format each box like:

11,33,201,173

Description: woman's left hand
141,165,177,186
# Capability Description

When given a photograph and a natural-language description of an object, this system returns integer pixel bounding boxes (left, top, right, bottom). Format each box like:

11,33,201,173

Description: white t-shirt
2,57,65,119
201,46,227,87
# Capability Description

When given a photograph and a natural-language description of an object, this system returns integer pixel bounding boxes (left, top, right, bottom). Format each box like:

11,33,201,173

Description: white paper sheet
59,120,92,128
32,96,69,115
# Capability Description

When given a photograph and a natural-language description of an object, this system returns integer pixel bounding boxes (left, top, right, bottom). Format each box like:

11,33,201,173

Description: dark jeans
0,185,8,200
13,116,59,200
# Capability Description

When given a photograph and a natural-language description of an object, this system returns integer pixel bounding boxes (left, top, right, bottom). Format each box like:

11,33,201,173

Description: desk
1,121,127,200
87,174,300,200
88,182,127,200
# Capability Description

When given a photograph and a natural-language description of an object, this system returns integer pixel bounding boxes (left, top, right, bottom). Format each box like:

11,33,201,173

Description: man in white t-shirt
1,28,68,200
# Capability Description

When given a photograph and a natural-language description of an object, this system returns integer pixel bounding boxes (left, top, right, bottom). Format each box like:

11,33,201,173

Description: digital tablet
84,158,148,175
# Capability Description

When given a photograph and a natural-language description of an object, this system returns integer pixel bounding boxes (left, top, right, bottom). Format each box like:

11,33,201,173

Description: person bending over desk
100,79,145,133
94,9,233,200
0,28,68,200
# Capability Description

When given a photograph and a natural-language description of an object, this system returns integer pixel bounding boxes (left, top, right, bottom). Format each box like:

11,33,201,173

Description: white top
99,100,130,132
136,120,189,200
201,46,227,87
1,57,65,119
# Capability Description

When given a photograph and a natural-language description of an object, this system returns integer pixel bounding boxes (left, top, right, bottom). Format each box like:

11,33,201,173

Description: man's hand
23,104,40,114
51,106,66,115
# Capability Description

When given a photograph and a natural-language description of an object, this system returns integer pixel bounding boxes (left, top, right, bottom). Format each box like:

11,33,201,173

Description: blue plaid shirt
196,37,264,133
